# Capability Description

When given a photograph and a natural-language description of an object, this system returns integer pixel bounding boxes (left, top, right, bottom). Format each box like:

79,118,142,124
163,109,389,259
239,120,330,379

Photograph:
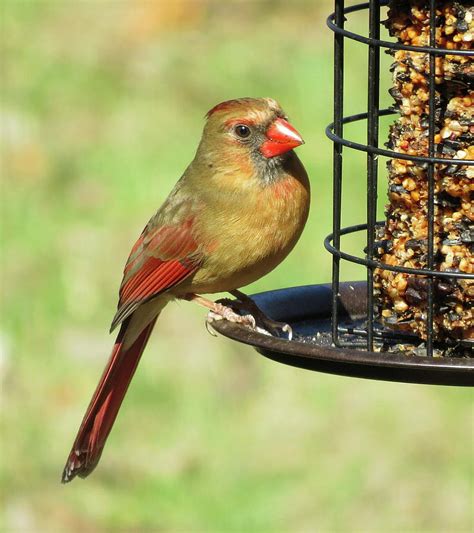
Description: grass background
1,1,472,531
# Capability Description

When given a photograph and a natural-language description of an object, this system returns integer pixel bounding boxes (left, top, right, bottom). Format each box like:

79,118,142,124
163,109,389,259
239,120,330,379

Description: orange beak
260,117,304,158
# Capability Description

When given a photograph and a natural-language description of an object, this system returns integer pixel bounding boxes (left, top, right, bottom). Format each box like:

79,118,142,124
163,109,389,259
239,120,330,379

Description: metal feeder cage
212,0,474,387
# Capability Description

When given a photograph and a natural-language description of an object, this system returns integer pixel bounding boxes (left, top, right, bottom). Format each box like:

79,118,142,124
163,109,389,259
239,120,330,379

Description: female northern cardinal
62,97,310,482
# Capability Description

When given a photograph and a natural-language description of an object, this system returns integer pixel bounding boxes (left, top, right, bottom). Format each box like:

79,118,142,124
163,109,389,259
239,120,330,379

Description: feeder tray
211,282,474,387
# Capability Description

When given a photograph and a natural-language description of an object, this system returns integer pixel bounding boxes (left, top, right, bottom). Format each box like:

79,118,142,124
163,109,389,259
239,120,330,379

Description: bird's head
196,97,304,181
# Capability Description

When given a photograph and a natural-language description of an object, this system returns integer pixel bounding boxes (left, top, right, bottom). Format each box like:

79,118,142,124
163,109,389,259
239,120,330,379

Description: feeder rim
327,1,474,57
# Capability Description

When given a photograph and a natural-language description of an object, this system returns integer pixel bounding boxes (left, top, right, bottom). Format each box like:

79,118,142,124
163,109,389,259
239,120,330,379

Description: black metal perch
211,0,474,387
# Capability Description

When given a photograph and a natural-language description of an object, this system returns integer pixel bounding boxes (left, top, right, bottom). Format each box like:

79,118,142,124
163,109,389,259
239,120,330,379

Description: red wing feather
110,217,200,331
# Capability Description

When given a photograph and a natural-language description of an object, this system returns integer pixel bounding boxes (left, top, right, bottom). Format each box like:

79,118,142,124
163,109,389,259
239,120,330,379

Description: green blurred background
1,1,472,531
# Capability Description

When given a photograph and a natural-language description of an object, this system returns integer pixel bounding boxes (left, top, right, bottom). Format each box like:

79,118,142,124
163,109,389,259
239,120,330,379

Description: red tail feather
62,316,157,483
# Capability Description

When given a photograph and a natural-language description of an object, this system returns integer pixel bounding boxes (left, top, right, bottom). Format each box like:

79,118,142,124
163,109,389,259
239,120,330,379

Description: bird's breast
183,171,310,294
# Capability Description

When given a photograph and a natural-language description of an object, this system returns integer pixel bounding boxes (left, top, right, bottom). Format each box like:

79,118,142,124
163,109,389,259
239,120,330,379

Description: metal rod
331,0,345,347
366,0,380,351
426,0,437,357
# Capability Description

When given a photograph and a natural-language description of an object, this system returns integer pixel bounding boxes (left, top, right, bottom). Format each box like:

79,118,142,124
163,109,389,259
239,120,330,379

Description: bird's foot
218,290,293,340
206,302,256,329
184,292,292,339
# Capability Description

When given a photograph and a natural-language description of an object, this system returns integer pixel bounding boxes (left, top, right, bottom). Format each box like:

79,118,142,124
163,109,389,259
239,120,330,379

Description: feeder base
210,282,474,387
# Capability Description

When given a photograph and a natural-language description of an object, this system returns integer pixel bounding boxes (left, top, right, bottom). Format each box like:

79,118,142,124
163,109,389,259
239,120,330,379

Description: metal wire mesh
324,0,473,357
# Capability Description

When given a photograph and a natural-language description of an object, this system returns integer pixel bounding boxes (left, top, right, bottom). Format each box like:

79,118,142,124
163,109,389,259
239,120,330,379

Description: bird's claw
214,297,293,340
280,323,293,341
205,319,218,337
258,320,292,340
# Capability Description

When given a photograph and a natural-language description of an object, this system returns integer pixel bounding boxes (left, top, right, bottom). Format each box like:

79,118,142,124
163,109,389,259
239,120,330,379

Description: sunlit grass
2,1,473,532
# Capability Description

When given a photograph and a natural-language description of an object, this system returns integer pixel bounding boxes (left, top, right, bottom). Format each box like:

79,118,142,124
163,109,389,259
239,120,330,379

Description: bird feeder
211,0,474,386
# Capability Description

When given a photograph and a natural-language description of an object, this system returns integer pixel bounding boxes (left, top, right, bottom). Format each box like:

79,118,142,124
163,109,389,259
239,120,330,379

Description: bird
62,97,310,483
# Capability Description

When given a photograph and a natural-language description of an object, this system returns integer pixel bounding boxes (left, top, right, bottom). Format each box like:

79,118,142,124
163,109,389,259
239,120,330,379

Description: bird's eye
234,124,251,139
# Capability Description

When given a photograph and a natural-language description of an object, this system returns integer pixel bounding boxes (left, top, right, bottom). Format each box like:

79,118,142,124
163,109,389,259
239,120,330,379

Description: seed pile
374,1,473,346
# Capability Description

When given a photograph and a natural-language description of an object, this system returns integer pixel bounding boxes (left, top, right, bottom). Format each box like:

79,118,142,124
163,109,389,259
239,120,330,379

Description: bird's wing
110,214,201,331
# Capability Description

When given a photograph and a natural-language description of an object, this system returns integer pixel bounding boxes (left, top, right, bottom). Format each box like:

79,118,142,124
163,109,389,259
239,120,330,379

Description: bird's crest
205,97,280,119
